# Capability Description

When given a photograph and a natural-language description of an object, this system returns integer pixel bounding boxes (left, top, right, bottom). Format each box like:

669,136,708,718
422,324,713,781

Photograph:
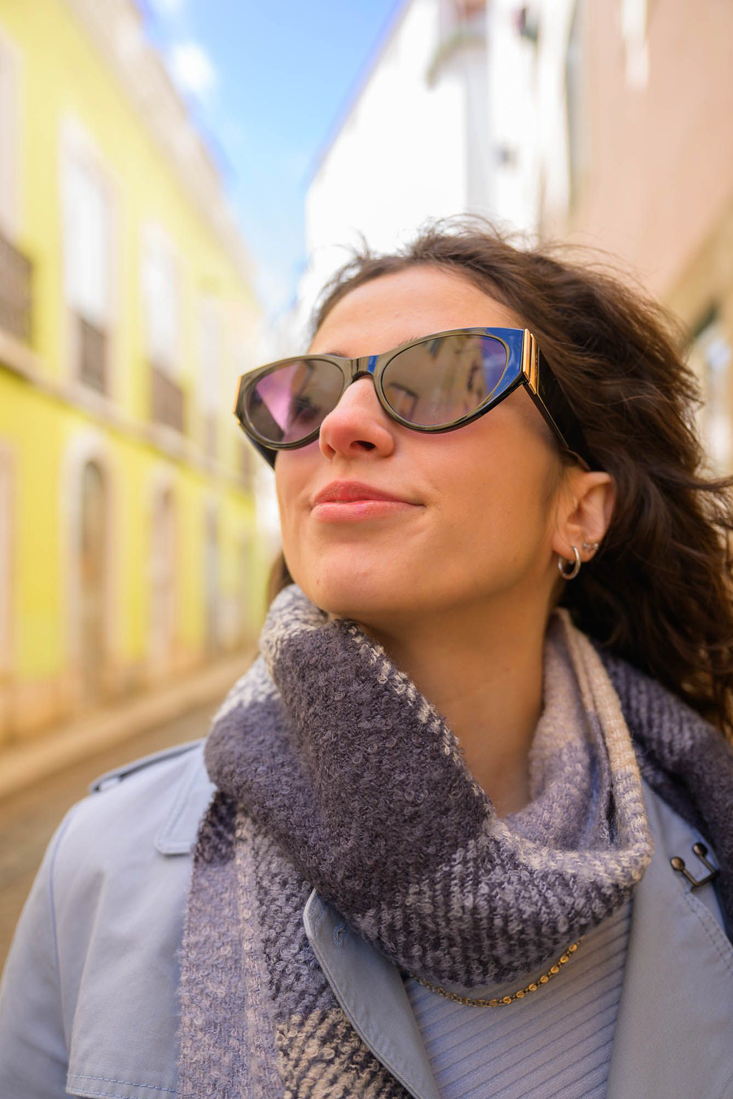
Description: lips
312,480,415,506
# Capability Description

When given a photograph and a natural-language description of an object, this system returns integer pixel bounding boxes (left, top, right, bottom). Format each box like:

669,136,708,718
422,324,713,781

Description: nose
318,376,396,462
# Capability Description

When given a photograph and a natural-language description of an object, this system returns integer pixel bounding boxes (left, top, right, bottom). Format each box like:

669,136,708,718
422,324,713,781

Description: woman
1,217,732,1099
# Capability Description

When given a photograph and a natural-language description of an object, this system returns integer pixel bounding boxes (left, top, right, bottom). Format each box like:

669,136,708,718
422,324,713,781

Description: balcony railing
0,229,32,343
76,313,108,394
151,363,185,433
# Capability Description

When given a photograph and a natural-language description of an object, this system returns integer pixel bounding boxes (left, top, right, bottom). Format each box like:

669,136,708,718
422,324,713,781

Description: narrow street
0,702,216,970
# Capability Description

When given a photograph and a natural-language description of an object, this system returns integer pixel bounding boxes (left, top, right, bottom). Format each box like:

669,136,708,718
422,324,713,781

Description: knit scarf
177,583,733,1099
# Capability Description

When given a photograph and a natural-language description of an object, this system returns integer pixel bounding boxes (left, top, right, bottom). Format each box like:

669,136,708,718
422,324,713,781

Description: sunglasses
233,326,594,470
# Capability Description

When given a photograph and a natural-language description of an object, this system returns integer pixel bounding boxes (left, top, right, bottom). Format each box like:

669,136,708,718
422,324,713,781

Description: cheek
274,451,320,566
273,460,301,545
433,423,556,558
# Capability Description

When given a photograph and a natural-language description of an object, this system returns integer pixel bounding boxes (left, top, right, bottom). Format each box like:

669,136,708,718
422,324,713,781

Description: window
0,28,18,237
204,501,220,656
439,0,485,37
691,311,733,472
149,482,176,664
198,296,220,457
565,0,585,211
78,459,107,700
0,32,31,345
621,0,649,89
142,225,180,375
241,436,254,490
62,145,112,393
142,224,184,431
0,446,12,672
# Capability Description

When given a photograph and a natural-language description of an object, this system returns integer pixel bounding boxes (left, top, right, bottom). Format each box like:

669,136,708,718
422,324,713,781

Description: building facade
299,0,733,471
487,0,733,470
0,0,265,742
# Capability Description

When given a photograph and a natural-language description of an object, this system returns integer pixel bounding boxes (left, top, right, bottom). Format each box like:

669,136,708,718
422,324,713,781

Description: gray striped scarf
177,583,733,1098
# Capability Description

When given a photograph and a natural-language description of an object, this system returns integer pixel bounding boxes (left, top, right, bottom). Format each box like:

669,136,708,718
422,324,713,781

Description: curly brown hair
268,216,733,739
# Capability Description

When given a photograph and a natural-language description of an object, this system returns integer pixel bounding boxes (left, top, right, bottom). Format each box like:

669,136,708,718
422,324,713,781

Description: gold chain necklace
405,939,582,1007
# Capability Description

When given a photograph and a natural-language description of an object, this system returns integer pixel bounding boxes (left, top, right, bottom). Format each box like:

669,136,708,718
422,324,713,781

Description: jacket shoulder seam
89,739,204,794
67,1070,176,1094
49,801,91,997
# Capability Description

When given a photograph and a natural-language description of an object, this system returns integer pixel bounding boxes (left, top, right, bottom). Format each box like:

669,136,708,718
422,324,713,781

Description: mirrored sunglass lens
381,334,509,427
245,359,343,444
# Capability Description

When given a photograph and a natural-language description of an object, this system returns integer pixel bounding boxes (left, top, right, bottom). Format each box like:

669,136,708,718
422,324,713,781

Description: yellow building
0,0,266,743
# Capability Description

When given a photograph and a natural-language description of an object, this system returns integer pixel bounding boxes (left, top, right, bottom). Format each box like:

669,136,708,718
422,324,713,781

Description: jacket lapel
306,785,733,1099
606,786,733,1099
154,744,216,855
303,890,442,1099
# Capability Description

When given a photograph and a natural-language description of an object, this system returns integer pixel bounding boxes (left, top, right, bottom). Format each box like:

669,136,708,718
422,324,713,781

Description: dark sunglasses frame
232,326,594,470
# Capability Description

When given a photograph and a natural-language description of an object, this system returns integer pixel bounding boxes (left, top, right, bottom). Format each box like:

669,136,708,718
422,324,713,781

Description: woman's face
275,266,568,628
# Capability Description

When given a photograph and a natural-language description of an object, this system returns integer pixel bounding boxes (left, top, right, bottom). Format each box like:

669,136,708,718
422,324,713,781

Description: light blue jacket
0,739,731,1099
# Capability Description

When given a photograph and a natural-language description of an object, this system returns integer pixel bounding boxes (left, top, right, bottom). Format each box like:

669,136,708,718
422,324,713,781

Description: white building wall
298,0,489,344
297,0,586,350
488,0,577,235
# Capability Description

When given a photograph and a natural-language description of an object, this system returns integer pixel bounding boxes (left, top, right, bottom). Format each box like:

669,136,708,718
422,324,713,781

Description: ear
551,469,616,565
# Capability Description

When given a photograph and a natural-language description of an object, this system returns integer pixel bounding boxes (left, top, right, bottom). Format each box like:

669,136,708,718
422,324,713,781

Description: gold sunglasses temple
521,329,540,396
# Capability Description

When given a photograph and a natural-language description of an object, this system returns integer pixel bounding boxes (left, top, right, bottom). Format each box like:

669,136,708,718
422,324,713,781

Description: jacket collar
304,783,733,1099
156,748,440,1095
159,752,733,1098
155,743,216,855
303,890,442,1099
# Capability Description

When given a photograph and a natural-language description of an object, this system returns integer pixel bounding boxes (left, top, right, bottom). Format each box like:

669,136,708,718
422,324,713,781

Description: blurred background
0,0,732,962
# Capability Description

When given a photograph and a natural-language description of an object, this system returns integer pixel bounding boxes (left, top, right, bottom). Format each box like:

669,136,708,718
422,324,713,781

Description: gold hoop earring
558,546,581,581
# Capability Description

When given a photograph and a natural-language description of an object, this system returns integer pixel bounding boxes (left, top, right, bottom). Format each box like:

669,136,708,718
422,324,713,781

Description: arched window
204,501,220,657
78,459,107,700
62,135,113,394
0,446,12,675
149,483,176,668
565,0,585,211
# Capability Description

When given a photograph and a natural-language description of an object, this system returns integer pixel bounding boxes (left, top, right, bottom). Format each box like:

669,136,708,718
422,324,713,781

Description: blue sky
139,0,402,321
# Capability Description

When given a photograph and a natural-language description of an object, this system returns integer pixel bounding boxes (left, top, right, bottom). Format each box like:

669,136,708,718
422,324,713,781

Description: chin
296,563,415,625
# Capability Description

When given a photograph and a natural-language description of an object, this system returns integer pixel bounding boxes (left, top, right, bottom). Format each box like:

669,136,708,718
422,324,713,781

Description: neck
363,596,549,816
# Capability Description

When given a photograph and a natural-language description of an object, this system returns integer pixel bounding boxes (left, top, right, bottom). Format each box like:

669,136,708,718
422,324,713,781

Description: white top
403,901,631,1099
